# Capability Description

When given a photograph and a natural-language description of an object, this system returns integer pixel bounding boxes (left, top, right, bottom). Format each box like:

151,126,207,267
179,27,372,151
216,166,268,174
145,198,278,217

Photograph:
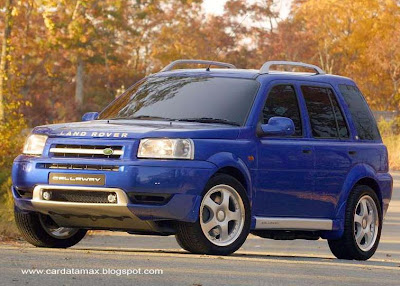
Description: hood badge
59,131,128,138
103,148,114,156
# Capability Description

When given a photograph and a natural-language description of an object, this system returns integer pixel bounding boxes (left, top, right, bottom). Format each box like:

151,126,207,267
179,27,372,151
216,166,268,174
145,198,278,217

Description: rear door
300,84,353,218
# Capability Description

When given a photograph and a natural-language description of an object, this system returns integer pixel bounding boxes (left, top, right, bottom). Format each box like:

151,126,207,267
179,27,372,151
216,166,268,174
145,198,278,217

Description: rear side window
338,84,381,140
262,85,302,136
301,86,349,139
328,89,349,138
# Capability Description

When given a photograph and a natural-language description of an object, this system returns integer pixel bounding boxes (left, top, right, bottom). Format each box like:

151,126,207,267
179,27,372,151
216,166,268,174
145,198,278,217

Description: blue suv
12,60,393,260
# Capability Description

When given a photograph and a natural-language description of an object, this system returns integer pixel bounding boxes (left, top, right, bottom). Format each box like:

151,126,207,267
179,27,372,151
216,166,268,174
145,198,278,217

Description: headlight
23,134,48,155
138,138,194,160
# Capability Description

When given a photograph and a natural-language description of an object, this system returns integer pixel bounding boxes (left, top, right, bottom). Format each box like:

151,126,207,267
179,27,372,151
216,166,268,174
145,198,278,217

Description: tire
175,174,251,255
175,233,191,251
14,207,87,248
328,185,382,260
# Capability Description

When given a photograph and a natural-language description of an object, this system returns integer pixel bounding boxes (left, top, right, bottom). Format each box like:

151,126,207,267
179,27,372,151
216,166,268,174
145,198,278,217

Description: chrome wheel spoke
203,217,219,233
360,199,368,216
356,229,365,244
365,229,373,245
200,184,245,247
354,214,363,225
367,213,374,225
353,195,379,252
204,196,219,214
219,222,229,241
227,210,241,222
220,189,231,210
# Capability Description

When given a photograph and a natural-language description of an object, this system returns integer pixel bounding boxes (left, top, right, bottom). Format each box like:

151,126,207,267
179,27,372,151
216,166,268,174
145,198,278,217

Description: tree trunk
0,0,14,122
75,56,84,106
385,79,399,111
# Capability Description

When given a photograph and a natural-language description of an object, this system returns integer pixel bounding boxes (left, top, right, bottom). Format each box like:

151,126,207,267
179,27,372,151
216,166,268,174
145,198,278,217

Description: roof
153,68,354,84
153,60,354,84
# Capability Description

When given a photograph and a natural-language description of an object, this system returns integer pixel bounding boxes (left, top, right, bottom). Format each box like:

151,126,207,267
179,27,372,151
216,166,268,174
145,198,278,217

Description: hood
32,120,241,140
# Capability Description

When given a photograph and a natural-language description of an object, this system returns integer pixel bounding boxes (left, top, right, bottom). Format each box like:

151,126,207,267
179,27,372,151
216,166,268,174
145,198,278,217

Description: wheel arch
336,164,383,220
206,152,252,200
214,166,248,192
354,177,382,209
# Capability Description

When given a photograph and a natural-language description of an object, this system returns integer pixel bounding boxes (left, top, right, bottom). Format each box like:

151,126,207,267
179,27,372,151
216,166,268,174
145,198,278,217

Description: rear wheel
14,208,87,248
328,185,382,260
175,174,250,255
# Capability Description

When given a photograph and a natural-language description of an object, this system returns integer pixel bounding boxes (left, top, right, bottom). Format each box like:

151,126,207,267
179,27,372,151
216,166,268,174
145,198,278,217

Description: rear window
99,76,259,126
338,84,381,140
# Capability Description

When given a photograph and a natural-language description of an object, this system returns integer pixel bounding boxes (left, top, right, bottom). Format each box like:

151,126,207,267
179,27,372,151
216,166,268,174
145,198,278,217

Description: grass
382,134,400,171
0,205,21,242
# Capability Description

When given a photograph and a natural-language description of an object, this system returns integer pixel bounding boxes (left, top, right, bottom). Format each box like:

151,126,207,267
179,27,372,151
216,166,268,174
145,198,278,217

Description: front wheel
14,208,87,248
175,174,251,255
328,185,382,260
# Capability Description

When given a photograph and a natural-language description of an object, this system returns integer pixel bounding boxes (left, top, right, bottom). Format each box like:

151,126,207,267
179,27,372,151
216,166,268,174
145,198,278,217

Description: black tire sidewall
14,207,87,248
196,174,251,255
344,185,382,260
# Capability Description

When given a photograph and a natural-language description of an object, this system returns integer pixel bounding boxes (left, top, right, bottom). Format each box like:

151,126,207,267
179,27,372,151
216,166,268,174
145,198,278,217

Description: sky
202,0,293,19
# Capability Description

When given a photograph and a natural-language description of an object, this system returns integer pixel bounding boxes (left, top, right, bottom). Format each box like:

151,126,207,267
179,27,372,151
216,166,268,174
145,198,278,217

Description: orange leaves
289,0,400,111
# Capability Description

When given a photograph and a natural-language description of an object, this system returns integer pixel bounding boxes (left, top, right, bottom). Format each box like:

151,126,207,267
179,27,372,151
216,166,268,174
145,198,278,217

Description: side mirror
82,112,99,122
258,116,295,137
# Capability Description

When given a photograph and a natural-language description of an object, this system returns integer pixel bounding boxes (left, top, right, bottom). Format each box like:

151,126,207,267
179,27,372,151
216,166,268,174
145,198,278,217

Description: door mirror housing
258,116,295,137
82,112,99,122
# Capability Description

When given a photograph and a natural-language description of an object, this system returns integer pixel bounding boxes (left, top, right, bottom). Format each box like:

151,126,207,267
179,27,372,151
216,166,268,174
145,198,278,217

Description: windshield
99,76,259,126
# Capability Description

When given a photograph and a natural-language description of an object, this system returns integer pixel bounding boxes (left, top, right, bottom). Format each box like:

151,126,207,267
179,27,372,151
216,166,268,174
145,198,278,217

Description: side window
262,85,302,136
327,89,350,139
338,84,381,140
301,86,349,139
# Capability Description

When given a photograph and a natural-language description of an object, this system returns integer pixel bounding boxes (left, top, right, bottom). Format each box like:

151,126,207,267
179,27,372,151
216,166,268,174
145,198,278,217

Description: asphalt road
1,173,400,286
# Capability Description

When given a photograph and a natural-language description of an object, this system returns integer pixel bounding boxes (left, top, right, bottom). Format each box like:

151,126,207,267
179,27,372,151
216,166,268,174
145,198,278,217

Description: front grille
44,190,118,204
38,163,120,172
49,144,123,159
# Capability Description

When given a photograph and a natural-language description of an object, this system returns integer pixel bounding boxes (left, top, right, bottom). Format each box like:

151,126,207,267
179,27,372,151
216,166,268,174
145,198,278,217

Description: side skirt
254,217,333,231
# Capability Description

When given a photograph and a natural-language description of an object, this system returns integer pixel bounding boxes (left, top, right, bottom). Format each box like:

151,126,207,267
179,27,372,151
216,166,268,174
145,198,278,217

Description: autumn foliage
0,0,399,126
0,0,400,233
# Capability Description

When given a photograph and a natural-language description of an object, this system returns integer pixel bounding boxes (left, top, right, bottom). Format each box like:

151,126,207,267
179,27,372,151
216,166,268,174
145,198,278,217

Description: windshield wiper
108,115,174,121
108,116,241,126
177,117,241,126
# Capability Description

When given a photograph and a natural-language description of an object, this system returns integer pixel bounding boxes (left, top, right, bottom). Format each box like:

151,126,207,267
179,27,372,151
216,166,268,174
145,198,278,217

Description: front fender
206,152,252,199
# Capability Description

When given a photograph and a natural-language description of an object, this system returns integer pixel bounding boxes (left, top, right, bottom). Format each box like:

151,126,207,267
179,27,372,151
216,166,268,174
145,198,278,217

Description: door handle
349,150,357,155
302,149,312,154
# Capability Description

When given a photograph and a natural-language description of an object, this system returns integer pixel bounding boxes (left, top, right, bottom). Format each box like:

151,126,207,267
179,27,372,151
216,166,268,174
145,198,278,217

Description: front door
254,83,316,217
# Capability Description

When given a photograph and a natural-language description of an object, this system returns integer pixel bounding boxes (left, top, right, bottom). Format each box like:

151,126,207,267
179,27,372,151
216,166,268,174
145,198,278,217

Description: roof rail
160,59,236,72
260,61,325,75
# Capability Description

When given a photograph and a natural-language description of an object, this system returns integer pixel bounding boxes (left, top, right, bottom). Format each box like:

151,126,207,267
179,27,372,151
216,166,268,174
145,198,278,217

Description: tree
0,0,14,121
366,1,400,111
284,0,400,111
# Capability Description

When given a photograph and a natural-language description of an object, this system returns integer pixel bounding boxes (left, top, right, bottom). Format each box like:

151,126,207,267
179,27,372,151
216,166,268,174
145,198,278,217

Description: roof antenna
206,13,249,71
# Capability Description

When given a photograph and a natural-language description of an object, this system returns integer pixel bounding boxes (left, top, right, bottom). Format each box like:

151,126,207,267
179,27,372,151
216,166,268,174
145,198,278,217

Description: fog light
108,194,117,203
42,191,52,200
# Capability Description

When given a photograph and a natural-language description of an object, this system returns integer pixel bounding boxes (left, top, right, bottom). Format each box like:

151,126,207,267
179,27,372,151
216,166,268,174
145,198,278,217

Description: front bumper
12,155,216,232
